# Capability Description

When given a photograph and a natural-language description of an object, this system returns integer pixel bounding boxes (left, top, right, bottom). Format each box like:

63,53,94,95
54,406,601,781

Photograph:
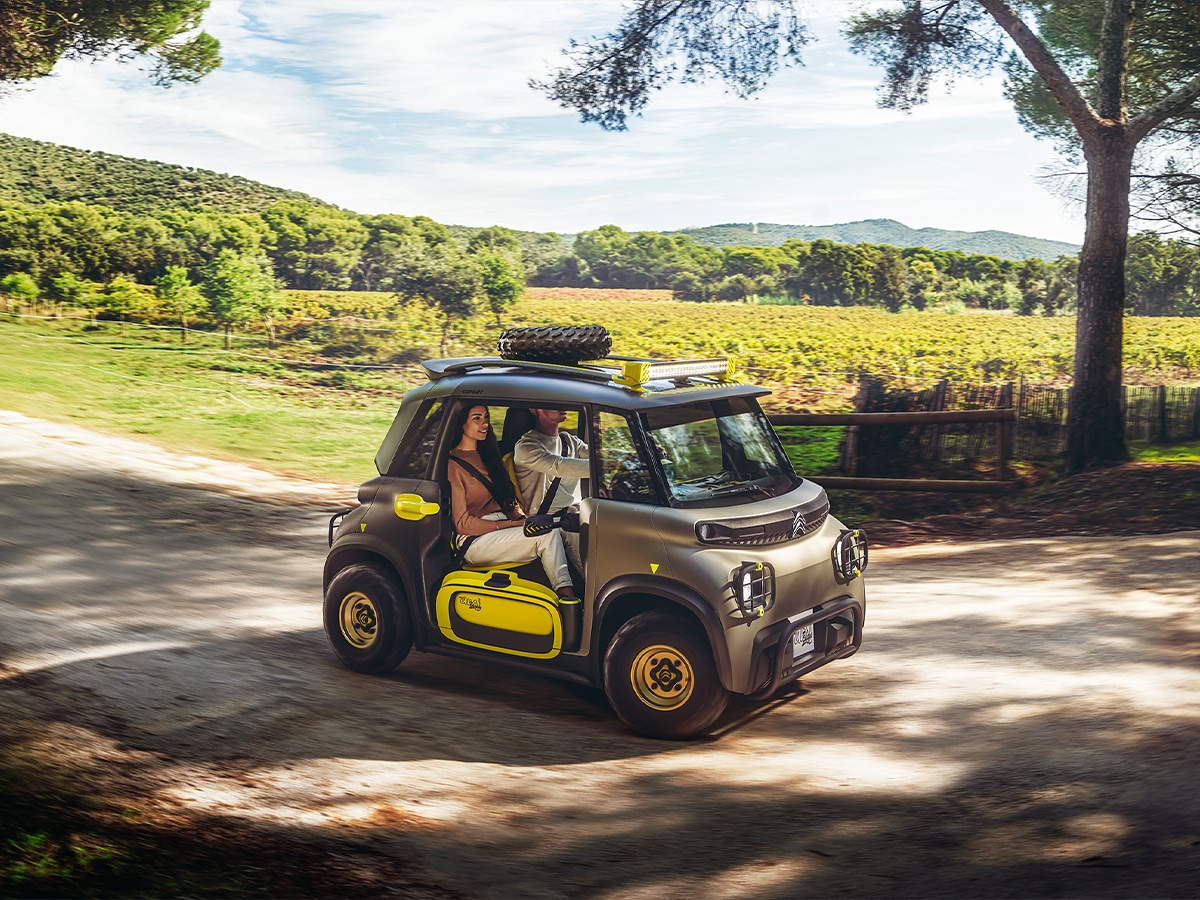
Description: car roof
419,356,771,410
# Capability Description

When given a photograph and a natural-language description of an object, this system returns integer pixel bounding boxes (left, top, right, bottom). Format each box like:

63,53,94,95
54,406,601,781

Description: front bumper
745,595,864,698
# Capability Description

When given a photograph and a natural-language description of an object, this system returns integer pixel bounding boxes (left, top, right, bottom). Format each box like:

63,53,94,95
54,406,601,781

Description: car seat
499,407,535,505
499,407,535,456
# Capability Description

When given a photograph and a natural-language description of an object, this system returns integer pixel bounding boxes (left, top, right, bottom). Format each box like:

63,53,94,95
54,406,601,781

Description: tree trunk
1068,130,1134,470
180,317,188,344
224,323,232,350
267,315,276,349
440,318,452,357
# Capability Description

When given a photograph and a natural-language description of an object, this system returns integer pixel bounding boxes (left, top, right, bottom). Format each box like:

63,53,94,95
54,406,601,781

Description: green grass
0,318,419,484
773,425,846,475
3,313,1198,488
1131,439,1200,464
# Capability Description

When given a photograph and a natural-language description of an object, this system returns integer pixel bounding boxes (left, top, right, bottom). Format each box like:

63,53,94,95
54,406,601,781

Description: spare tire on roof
498,325,611,365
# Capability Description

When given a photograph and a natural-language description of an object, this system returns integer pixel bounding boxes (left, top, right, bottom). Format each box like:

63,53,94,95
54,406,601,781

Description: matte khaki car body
323,351,867,739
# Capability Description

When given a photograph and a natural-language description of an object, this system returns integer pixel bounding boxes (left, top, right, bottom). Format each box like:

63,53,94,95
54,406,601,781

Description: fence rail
769,379,1200,492
770,409,1017,427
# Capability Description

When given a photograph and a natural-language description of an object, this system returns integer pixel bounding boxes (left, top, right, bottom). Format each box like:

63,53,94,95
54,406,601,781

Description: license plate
791,623,815,659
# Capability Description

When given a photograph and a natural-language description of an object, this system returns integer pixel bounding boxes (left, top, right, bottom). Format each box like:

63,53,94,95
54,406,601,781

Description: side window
391,399,445,478
595,410,656,503
561,410,581,440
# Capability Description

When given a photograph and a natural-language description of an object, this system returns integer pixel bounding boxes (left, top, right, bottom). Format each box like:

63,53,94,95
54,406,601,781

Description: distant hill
667,219,1080,261
0,133,1078,261
0,133,330,216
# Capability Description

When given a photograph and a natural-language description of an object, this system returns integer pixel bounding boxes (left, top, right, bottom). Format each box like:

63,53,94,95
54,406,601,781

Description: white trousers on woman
461,526,572,593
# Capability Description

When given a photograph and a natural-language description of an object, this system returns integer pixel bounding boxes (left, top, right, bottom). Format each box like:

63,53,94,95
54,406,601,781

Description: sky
0,0,1085,244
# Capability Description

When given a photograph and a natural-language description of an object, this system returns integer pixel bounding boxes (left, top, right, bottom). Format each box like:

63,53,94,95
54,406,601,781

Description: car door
586,407,668,592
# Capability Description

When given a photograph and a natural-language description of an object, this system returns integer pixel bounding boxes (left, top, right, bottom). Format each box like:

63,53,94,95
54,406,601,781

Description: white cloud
0,0,1084,243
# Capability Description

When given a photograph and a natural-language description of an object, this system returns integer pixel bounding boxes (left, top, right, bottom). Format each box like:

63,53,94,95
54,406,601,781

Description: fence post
996,382,1012,481
929,379,948,462
1157,384,1169,444
838,375,868,475
1014,375,1025,460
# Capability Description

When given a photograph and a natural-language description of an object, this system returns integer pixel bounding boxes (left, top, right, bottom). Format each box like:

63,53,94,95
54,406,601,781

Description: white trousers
461,526,573,593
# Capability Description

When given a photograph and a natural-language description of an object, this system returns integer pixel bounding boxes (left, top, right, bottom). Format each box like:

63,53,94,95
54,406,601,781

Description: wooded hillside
0,133,328,216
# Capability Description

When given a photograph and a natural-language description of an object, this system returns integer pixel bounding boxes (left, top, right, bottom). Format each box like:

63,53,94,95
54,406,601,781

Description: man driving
513,408,589,572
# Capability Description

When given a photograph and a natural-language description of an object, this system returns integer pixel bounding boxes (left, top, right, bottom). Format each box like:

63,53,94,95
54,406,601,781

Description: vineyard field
282,290,1200,398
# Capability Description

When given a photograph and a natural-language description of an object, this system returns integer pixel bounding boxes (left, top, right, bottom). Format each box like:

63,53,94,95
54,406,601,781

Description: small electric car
323,326,867,739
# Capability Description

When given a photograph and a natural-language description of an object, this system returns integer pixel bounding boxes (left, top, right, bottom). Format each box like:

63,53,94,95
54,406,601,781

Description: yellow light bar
615,358,737,387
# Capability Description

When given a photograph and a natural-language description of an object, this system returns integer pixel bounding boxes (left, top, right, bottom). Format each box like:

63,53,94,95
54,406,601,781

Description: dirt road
2,409,1198,897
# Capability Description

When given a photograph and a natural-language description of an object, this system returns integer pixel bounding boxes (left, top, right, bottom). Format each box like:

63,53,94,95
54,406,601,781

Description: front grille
696,497,830,546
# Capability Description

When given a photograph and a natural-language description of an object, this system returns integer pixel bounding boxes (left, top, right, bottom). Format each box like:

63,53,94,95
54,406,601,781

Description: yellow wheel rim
630,644,694,710
339,591,379,649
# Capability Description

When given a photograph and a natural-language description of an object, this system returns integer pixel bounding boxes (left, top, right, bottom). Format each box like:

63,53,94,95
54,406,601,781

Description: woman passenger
447,405,577,601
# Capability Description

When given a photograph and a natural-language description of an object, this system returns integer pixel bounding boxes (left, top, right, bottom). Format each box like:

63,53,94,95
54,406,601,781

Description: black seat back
499,407,536,457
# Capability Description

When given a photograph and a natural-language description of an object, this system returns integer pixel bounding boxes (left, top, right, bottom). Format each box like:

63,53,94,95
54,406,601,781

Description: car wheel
603,611,728,740
323,564,413,674
498,324,612,365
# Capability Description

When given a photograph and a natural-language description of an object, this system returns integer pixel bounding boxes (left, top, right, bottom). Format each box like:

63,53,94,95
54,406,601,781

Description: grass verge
0,318,417,484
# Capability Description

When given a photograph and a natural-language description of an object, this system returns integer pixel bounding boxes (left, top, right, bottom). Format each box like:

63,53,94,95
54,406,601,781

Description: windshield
642,398,799,506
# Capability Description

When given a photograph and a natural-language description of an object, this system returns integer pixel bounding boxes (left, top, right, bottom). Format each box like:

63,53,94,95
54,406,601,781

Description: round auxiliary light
831,529,868,584
732,560,776,615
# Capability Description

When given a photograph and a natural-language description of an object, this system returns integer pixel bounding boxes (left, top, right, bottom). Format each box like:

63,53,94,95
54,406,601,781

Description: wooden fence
769,408,1015,492
1018,384,1200,458
769,377,1200,491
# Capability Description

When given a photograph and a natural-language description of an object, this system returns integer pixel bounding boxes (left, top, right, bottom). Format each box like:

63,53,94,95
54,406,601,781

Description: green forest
0,131,1198,336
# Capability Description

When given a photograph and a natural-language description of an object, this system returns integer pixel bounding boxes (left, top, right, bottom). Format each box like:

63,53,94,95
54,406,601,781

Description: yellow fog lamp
831,528,869,584
733,560,776,616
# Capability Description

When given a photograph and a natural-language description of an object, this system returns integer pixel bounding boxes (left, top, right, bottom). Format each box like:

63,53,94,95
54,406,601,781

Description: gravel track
2,409,1198,898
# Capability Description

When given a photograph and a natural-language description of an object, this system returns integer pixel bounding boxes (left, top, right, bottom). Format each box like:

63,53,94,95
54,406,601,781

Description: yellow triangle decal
360,523,367,532
650,563,659,574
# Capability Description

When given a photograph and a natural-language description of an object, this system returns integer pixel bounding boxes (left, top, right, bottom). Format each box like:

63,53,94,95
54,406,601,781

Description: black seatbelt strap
448,454,507,559
536,433,570,516
449,454,504,507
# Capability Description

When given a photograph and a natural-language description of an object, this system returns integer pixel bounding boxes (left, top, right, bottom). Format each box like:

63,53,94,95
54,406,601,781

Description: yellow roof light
615,357,738,387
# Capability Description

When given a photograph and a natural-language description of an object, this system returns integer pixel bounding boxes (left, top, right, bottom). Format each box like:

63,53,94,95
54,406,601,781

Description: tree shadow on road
4,462,1200,896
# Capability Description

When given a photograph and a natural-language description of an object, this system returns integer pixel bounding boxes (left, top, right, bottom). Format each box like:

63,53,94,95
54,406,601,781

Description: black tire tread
323,563,413,674
603,610,728,740
498,325,611,365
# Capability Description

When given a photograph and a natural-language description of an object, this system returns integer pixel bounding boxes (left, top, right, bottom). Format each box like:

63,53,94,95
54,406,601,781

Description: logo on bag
458,595,482,611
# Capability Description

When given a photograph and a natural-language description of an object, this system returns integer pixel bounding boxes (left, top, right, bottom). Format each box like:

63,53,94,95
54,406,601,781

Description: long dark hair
452,404,517,511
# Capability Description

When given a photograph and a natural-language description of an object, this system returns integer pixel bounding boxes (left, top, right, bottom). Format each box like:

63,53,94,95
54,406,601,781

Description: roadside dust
2,409,1199,897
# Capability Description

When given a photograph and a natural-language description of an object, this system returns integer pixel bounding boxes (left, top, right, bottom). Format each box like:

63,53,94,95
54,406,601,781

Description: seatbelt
448,454,508,558
449,454,503,505
536,432,570,516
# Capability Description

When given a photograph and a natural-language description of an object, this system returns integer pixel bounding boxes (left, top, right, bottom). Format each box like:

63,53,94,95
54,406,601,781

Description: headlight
831,529,868,584
732,561,775,616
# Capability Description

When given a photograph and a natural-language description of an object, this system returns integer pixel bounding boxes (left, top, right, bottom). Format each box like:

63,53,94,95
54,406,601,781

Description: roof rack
421,355,739,388
421,356,611,382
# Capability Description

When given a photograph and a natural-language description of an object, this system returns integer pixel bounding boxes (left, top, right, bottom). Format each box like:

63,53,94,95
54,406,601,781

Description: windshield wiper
708,482,773,498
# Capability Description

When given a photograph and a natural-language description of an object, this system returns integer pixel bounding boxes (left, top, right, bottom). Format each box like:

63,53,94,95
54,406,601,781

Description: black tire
603,611,728,740
323,564,413,674
498,325,611,365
